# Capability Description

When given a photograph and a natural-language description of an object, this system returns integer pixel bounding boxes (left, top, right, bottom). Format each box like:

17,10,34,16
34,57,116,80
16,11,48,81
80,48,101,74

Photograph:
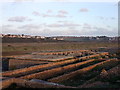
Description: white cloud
55,14,67,18
32,10,68,18
8,16,32,22
47,10,53,13
82,23,92,29
2,25,19,34
111,17,116,20
98,16,117,20
58,10,68,14
32,11,40,16
79,8,89,12
46,22,81,27
18,24,43,29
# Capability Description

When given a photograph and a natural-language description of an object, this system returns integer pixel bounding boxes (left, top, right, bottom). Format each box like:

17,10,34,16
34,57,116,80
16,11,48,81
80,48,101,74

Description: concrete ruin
1,50,120,89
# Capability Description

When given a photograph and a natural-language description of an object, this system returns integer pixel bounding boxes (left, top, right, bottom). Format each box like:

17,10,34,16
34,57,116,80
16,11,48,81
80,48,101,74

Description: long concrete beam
78,64,120,88
9,56,74,62
20,59,103,80
48,59,119,83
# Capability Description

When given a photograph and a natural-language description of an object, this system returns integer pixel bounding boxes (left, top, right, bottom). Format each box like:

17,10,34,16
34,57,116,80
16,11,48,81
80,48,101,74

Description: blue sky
1,2,118,36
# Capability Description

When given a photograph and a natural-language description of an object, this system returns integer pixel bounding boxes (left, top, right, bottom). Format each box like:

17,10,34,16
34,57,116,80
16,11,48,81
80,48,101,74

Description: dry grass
2,42,118,53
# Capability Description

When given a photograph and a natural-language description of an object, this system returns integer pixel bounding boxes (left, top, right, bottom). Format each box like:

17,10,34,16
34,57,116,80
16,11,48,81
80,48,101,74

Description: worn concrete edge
1,78,76,89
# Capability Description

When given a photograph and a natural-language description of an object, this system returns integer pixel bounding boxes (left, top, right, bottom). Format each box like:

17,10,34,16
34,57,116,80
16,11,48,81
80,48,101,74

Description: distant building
41,36,45,39
57,38,64,40
96,36,109,41
109,37,118,41
55,36,92,41
1,34,119,42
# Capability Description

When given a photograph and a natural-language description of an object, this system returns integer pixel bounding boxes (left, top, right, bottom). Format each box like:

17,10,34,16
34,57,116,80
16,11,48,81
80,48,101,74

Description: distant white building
57,38,64,40
0,34,3,38
53,38,57,40
41,36,45,39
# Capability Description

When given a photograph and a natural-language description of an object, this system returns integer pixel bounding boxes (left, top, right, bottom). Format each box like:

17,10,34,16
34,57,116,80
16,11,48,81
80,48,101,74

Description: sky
0,1,118,37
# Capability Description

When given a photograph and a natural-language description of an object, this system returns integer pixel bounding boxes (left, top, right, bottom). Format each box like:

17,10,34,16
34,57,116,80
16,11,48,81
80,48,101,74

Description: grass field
2,41,118,56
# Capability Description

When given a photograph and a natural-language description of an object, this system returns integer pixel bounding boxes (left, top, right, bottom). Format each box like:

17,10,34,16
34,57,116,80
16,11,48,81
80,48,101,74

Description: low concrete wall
1,78,75,89
2,52,108,77
2,58,77,77
78,64,120,88
2,58,9,71
20,59,99,79
48,59,119,83
9,59,48,70
37,50,90,55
